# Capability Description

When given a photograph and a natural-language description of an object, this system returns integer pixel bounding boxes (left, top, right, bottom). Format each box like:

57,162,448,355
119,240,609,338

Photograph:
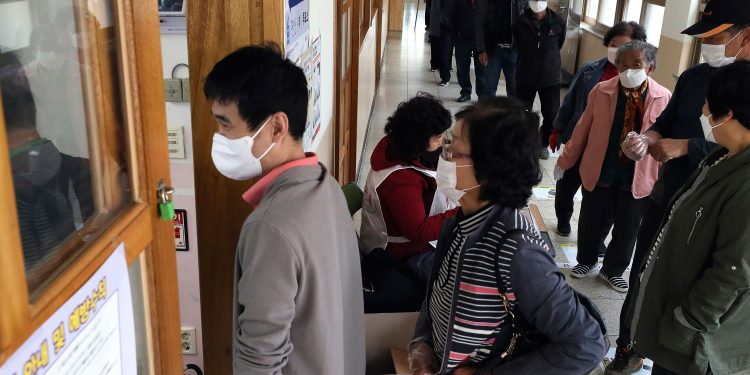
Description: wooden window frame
0,0,181,371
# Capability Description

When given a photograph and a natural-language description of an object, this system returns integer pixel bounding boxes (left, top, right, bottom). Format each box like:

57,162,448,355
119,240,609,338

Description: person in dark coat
475,0,528,98
513,1,565,160
624,61,750,375
451,0,486,102
407,97,606,375
608,1,750,371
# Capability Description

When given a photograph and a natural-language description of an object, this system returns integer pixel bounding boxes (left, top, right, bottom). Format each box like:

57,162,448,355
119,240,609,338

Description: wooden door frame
186,2,285,374
334,0,360,184
0,0,181,372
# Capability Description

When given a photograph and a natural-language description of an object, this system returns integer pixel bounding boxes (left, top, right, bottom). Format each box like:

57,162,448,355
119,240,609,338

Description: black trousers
517,84,561,148
430,33,454,81
425,2,431,29
616,195,667,348
455,39,486,97
578,185,645,277
555,161,612,256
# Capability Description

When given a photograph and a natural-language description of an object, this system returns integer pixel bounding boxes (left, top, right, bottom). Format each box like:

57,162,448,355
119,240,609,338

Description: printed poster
0,244,137,375
285,0,310,63
302,36,322,152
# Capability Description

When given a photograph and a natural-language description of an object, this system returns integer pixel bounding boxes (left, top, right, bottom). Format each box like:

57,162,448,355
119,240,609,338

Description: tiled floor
357,0,630,370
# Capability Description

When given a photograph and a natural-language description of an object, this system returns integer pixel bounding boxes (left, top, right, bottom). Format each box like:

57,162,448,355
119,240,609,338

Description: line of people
192,1,750,374
428,0,565,159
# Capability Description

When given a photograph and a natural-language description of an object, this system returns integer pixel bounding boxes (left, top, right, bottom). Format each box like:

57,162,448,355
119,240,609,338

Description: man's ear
270,112,290,142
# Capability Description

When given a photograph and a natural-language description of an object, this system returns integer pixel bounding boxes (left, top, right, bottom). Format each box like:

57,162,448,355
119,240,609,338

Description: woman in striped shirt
408,97,607,374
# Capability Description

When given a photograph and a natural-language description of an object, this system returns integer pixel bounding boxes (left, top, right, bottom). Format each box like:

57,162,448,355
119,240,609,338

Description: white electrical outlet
167,126,186,159
181,326,197,355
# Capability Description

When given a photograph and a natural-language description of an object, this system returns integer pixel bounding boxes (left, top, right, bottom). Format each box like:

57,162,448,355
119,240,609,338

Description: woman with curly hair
360,93,460,281
408,97,607,375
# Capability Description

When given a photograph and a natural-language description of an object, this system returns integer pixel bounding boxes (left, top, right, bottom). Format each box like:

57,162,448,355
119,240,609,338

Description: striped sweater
427,206,549,372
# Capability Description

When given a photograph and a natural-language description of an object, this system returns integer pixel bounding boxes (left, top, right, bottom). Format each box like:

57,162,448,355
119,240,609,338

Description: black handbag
361,248,425,313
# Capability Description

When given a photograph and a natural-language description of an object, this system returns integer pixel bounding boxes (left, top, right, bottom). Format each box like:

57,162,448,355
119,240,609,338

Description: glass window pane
0,0,132,296
644,3,665,47
573,0,584,16
624,0,643,21
586,0,600,21
597,0,617,26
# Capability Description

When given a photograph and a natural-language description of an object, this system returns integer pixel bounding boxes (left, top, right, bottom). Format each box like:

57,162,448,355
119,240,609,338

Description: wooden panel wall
186,2,283,374
388,0,404,31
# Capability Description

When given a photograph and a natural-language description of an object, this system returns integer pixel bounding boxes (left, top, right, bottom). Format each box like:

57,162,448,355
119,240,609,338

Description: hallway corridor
357,2,638,370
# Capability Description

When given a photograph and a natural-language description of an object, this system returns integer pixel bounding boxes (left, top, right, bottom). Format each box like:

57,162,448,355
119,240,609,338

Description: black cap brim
682,20,734,37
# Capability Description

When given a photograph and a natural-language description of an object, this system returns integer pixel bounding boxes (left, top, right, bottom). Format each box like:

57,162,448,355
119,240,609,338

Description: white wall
160,33,205,372
307,0,336,169
356,21,379,169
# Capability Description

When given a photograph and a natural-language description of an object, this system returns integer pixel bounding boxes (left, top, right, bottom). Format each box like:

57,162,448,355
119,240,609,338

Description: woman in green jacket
625,61,750,375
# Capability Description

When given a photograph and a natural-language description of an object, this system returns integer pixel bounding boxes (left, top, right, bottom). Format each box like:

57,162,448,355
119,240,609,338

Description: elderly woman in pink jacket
555,40,671,293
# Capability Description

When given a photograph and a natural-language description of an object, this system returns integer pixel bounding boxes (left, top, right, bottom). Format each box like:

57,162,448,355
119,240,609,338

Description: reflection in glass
1,0,131,296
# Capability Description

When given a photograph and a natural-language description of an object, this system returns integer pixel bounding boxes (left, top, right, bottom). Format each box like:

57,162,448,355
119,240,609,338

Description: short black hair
0,52,36,130
706,61,750,129
458,97,542,208
384,93,452,161
728,24,749,34
204,42,308,139
603,21,648,47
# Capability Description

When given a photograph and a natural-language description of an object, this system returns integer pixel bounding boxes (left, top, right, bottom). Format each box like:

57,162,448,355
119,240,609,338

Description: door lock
157,179,176,221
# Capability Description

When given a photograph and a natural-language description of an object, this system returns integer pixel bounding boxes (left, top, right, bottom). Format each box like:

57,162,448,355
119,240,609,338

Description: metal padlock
157,180,176,221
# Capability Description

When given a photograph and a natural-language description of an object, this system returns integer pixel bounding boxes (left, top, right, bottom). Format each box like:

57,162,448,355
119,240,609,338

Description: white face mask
436,156,479,205
619,68,648,89
529,1,548,13
700,114,726,143
607,47,619,65
211,117,275,180
701,31,744,68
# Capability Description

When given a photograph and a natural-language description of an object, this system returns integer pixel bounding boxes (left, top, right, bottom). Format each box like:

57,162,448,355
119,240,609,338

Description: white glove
553,165,565,181
622,132,652,161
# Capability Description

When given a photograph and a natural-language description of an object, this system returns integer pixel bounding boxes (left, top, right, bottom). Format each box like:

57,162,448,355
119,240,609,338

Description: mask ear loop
251,116,273,140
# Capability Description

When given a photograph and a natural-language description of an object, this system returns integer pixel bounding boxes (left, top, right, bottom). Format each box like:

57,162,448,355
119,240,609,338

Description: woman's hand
408,342,439,375
622,131,651,161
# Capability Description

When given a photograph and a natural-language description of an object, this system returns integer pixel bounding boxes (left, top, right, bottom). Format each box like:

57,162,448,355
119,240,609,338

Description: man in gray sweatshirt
203,43,365,375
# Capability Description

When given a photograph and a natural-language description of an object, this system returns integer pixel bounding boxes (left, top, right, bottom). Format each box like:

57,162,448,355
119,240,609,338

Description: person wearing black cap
606,1,750,373
624,61,750,375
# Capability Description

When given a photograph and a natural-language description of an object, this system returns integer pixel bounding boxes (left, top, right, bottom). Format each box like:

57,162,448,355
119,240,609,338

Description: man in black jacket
607,0,750,372
513,1,565,160
475,0,528,98
451,0,485,102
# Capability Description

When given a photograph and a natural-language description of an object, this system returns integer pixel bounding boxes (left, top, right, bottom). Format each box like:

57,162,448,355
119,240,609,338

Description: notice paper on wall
0,244,137,375
302,35,323,152
285,0,310,63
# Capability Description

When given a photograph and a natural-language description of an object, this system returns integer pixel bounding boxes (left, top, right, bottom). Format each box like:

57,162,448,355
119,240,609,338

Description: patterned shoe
600,271,629,293
571,263,599,279
604,345,643,374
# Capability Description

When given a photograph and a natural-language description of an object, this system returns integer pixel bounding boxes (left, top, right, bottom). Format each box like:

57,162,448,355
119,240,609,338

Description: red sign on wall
174,209,189,251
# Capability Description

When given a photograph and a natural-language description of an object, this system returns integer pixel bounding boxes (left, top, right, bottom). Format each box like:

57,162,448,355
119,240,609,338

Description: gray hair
615,40,658,69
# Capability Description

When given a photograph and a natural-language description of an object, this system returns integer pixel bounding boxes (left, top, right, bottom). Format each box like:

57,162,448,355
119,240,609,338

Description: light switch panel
164,79,183,102
167,126,186,159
